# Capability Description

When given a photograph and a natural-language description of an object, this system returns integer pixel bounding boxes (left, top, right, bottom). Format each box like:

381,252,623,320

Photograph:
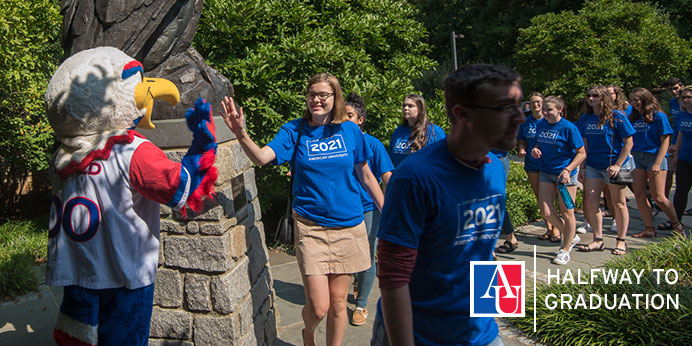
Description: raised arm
221,96,276,166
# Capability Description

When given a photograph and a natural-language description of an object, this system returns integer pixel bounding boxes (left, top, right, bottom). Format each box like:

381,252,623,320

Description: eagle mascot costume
44,46,218,345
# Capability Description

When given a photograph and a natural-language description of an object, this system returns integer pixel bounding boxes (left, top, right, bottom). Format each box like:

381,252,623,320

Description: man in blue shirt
373,65,525,346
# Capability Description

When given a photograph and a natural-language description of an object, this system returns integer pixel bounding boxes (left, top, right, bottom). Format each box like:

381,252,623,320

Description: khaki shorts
293,211,371,276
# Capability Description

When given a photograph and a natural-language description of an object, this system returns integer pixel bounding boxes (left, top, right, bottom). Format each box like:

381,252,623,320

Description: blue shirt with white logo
677,110,692,163
534,118,584,175
356,133,394,212
630,111,673,154
377,140,503,346
267,119,372,227
518,114,542,171
389,123,446,167
576,111,635,170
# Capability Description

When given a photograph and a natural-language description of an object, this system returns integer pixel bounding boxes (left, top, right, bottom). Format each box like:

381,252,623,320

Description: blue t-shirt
630,111,673,154
670,98,681,144
377,140,503,346
517,114,542,171
389,123,446,167
267,119,372,227
535,118,584,175
623,105,633,117
677,110,692,162
356,133,394,212
576,111,636,170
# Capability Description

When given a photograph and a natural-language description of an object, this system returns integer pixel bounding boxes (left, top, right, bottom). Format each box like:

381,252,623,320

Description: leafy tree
194,0,436,222
0,0,61,216
514,0,692,115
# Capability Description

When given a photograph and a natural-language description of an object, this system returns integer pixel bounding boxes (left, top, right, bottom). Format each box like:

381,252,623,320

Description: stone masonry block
161,219,185,234
213,184,237,219
158,232,166,267
164,234,232,272
154,268,183,308
246,226,269,284
149,307,192,339
200,218,237,236
160,205,172,218
148,339,193,346
243,168,258,202
232,140,253,173
263,309,279,346
184,273,211,312
228,225,248,261
236,296,254,336
186,221,199,234
214,143,235,186
252,315,266,346
250,268,272,315
211,257,251,315
193,315,239,345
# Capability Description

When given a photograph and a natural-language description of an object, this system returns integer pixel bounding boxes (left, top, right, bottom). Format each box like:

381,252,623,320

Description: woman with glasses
575,85,635,255
530,96,586,265
221,73,384,346
672,86,692,237
388,94,445,167
344,92,393,327
628,87,683,238
518,92,559,242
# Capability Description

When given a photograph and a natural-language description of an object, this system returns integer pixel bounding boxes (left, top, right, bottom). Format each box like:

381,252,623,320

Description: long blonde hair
303,73,347,124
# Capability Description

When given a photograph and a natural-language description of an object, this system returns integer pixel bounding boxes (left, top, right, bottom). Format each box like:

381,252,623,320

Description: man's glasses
462,103,523,115
307,92,335,101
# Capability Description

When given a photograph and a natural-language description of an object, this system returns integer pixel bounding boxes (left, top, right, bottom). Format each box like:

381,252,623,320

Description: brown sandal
672,222,686,239
633,227,656,238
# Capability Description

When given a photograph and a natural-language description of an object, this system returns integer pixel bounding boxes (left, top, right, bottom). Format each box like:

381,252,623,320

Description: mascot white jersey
45,46,218,346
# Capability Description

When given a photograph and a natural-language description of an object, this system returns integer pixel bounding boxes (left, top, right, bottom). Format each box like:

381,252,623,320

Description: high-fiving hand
221,96,245,136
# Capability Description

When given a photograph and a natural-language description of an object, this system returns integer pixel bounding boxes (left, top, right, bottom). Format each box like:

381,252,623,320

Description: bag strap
286,119,305,214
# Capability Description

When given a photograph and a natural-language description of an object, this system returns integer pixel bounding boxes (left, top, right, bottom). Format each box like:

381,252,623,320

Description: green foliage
514,0,692,115
506,162,541,227
194,0,436,216
0,217,48,300
0,0,61,213
513,236,692,345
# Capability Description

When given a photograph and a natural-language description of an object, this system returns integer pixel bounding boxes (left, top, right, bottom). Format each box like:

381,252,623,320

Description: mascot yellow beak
134,78,180,129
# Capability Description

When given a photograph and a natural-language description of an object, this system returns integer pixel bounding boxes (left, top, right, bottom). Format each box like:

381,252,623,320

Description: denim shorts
584,165,610,183
632,151,668,171
539,171,578,186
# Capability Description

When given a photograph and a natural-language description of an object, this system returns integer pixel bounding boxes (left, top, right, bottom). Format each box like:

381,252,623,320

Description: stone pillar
145,134,279,346
60,1,279,344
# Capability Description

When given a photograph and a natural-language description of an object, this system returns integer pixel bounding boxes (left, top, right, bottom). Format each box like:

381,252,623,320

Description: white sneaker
553,249,571,265
610,220,618,233
568,235,581,252
576,223,590,234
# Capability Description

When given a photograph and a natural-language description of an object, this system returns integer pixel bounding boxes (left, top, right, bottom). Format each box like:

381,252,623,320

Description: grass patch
513,236,692,345
0,217,48,300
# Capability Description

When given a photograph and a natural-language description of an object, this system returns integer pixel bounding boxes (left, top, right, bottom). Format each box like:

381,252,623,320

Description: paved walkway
2,193,691,345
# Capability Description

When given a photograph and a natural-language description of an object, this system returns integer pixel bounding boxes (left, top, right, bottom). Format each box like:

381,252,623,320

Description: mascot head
45,46,179,170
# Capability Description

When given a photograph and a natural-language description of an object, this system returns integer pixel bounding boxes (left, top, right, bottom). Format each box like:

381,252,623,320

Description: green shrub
0,0,61,216
507,162,541,227
513,236,692,345
0,217,48,300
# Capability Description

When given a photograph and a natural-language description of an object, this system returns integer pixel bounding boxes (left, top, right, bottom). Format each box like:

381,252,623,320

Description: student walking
575,85,635,255
221,73,384,346
374,64,525,346
388,94,445,167
344,92,394,326
531,96,586,265
671,86,692,237
627,87,683,238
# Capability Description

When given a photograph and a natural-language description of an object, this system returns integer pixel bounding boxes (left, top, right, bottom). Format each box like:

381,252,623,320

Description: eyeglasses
462,103,523,115
587,93,600,98
306,92,334,101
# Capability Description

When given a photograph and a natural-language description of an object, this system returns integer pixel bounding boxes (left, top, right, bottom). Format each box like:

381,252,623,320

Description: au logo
470,261,525,317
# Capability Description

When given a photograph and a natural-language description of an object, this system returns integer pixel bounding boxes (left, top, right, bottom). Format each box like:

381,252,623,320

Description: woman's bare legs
607,183,630,251
301,273,353,346
583,177,604,246
529,172,557,236
326,274,351,346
